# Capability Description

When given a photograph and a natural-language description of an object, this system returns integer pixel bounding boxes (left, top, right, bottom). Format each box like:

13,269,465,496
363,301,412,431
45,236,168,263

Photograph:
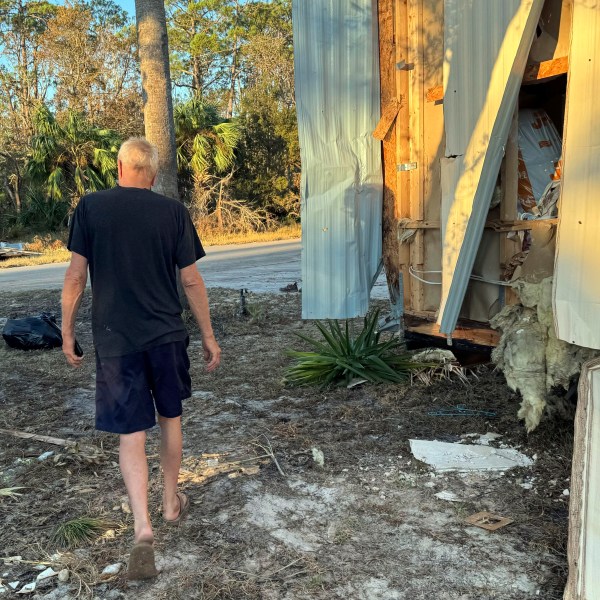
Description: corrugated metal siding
553,0,600,351
438,0,544,335
292,0,383,319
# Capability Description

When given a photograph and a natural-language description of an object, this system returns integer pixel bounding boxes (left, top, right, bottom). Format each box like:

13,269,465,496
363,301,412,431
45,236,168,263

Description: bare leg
119,431,153,544
158,415,183,520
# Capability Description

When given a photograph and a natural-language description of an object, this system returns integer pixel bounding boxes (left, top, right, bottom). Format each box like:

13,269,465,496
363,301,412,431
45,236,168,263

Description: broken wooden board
523,55,568,82
0,429,77,447
372,98,401,140
564,358,600,600
465,511,514,531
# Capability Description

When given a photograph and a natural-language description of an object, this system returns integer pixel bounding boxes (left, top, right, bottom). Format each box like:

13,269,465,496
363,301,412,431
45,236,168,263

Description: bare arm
61,252,88,367
180,263,221,372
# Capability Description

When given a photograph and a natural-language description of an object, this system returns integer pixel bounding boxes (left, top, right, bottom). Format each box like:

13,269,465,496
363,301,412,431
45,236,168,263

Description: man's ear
117,159,123,179
150,173,157,188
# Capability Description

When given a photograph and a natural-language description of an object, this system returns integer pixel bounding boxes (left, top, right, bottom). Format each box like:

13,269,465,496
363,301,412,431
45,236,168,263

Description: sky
115,0,135,17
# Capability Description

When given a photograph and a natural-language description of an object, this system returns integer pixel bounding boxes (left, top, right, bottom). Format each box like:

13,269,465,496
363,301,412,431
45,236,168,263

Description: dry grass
0,234,70,268
0,288,573,600
200,223,300,246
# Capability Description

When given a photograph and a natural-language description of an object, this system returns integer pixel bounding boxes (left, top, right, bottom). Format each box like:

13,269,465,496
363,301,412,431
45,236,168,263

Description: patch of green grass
52,517,113,548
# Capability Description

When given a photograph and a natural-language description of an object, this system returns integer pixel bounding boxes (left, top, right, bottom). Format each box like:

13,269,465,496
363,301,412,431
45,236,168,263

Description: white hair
117,137,159,179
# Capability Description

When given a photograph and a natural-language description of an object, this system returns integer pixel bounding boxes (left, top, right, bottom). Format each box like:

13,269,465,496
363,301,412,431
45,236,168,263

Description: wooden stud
500,106,522,305
394,0,413,310
399,218,559,231
406,0,426,311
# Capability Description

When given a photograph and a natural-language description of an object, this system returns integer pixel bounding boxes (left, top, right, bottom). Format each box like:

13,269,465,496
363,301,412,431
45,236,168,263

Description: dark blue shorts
95,339,191,434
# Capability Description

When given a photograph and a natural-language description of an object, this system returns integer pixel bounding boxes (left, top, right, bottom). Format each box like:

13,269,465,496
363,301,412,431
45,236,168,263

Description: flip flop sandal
164,492,190,526
127,541,158,580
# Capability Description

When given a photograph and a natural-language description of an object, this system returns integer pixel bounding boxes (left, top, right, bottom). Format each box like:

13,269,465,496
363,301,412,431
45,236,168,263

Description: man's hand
202,334,221,372
63,336,83,368
62,252,87,369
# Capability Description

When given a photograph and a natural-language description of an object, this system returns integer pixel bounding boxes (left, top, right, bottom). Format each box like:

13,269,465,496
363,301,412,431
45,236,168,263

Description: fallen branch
250,435,287,478
0,429,77,447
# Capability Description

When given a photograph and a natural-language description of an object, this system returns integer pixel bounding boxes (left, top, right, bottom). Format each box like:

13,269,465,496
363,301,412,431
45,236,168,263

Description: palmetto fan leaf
174,97,241,178
26,105,121,209
285,310,420,388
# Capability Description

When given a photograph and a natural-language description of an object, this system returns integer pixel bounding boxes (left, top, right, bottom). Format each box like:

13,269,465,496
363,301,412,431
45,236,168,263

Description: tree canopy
0,0,299,237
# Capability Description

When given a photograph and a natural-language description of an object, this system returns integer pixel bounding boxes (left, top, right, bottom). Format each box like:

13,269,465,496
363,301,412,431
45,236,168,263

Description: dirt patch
0,288,573,599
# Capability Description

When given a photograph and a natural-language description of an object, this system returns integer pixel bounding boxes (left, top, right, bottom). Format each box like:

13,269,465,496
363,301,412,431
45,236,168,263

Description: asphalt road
0,238,388,298
0,240,302,294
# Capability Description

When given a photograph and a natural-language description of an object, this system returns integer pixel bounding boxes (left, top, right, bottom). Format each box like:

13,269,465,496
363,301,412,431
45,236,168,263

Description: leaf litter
0,288,575,599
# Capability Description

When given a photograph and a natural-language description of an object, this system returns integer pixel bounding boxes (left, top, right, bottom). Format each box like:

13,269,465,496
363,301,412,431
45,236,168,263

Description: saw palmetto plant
285,310,419,388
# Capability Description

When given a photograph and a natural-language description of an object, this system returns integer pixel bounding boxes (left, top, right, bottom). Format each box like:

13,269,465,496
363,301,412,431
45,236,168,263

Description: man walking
61,137,221,579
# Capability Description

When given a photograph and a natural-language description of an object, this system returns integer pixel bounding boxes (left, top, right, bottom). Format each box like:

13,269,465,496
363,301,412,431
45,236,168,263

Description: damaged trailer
293,2,600,598
293,0,600,434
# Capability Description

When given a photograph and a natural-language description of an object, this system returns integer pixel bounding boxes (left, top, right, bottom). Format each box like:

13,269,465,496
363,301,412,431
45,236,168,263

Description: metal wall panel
292,0,383,319
553,0,600,351
438,0,543,335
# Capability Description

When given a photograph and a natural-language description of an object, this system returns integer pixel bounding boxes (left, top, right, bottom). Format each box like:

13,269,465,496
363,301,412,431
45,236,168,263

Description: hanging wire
408,266,512,287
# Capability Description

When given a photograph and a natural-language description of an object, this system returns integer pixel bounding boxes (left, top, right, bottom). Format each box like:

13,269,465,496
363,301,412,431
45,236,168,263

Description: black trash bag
2,312,77,352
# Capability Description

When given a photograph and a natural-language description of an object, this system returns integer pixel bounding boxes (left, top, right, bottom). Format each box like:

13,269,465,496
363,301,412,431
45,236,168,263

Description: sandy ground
0,288,573,599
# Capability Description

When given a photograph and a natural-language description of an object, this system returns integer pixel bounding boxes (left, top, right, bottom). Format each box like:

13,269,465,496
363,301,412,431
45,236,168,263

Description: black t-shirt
67,186,205,358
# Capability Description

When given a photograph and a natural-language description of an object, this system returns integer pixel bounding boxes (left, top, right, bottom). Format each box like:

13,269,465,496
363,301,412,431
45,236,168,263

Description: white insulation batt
553,1,600,352
292,1,383,320
491,277,597,432
438,0,544,336
564,358,600,600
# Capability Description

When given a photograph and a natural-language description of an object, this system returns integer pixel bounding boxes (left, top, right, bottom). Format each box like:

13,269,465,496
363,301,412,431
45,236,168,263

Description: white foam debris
409,439,534,472
16,581,36,594
36,568,57,581
101,563,123,576
434,490,461,502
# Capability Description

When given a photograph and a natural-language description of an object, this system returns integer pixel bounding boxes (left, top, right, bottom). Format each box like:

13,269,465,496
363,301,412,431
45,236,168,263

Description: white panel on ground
438,0,544,335
292,1,383,319
565,357,600,600
553,1,600,351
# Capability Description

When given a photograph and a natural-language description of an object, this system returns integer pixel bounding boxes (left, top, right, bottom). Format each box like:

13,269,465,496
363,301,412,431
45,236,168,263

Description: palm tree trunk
216,180,224,230
226,35,239,119
135,0,179,200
